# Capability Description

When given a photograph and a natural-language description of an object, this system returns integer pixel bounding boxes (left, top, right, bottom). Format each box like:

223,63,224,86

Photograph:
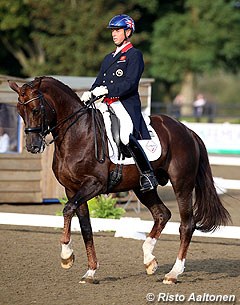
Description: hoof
61,253,75,269
79,277,99,284
163,277,177,284
145,258,158,275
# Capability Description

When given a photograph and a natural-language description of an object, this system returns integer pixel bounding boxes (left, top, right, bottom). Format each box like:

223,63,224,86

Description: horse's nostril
31,145,41,153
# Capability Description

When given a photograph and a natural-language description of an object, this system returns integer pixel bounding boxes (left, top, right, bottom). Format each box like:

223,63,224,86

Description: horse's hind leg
163,187,195,284
134,189,171,275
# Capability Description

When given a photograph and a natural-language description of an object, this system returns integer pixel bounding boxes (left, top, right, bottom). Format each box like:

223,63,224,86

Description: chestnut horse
9,76,230,284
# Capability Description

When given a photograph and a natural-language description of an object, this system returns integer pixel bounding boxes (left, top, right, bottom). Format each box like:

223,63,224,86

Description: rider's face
111,28,131,45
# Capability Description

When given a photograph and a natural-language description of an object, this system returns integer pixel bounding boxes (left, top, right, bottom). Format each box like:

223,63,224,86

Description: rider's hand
91,86,108,98
81,91,92,103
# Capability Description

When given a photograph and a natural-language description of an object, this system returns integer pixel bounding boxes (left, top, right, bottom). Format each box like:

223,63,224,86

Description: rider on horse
81,14,158,192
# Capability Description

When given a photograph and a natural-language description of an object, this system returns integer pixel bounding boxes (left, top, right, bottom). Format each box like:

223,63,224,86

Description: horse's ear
8,81,20,94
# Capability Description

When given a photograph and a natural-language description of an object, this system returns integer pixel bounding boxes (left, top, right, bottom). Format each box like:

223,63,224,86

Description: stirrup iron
140,172,158,193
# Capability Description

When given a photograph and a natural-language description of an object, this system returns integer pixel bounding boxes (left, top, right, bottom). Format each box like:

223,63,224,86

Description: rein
90,103,107,163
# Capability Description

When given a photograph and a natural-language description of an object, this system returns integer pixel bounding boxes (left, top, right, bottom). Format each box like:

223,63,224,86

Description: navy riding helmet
107,14,135,35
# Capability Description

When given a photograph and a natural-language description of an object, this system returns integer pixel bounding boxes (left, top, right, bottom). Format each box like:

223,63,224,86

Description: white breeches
96,101,133,145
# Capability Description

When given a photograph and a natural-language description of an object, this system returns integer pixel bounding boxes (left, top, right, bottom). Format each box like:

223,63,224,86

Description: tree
0,0,157,77
0,1,32,76
0,0,117,76
150,0,240,114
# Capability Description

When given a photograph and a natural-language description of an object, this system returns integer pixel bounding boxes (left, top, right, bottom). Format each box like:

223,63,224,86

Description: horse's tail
193,132,231,232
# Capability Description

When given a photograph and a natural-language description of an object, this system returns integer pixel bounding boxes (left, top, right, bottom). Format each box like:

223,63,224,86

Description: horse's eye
32,108,39,115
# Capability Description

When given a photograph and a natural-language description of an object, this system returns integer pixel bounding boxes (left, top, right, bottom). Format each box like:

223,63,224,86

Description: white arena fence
0,213,239,240
210,156,240,191
209,156,240,166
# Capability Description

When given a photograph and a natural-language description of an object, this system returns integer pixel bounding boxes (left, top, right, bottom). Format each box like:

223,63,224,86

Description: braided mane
23,76,82,103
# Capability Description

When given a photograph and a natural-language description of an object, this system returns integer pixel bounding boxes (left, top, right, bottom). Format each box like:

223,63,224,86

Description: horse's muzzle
26,134,45,154
28,144,45,154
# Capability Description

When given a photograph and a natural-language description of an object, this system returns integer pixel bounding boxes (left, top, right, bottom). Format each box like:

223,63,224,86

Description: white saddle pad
104,113,162,165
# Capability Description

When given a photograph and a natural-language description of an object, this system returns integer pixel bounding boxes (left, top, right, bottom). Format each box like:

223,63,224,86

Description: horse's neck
53,94,81,115
43,84,83,119
42,77,81,101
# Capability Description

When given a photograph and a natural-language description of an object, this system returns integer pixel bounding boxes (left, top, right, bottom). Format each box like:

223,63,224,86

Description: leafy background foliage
1,0,240,107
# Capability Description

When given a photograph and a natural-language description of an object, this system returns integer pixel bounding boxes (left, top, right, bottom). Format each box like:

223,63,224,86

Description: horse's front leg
60,199,76,269
75,202,99,284
60,180,104,282
60,201,98,278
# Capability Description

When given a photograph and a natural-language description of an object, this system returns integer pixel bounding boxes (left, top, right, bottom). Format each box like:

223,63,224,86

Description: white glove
91,86,108,98
81,91,92,103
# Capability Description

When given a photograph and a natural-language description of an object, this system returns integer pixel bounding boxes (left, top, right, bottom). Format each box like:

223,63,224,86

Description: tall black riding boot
127,134,158,192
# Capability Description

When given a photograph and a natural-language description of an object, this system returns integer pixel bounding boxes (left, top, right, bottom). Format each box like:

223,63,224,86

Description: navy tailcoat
91,43,150,140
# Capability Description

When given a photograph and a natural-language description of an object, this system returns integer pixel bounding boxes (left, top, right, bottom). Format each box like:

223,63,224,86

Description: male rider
81,14,158,192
